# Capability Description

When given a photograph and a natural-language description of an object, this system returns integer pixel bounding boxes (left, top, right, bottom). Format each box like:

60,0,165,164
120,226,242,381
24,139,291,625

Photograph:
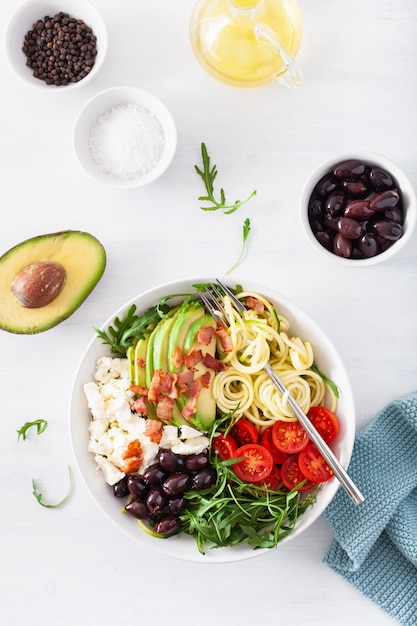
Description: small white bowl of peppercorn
300,151,417,266
5,0,107,90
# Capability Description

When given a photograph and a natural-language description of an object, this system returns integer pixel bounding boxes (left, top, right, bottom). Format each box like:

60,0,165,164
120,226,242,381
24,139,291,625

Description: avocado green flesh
131,300,218,431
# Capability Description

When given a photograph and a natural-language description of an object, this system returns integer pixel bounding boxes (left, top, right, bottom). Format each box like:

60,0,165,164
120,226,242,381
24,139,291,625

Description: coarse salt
89,103,165,180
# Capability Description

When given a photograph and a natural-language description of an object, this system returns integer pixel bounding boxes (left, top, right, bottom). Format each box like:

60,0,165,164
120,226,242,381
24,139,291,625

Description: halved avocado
0,230,106,334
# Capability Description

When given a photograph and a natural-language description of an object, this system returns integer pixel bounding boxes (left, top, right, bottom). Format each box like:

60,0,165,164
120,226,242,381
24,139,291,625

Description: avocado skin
0,230,106,334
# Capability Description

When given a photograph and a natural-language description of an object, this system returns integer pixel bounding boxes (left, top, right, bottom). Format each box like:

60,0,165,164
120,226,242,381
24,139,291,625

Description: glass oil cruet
190,0,303,88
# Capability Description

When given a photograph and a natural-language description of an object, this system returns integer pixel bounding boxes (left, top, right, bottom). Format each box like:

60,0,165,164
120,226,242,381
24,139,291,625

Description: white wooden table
1,1,416,624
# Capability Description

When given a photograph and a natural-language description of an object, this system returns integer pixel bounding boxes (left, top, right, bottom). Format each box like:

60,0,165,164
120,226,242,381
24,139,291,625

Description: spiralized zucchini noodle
212,291,338,429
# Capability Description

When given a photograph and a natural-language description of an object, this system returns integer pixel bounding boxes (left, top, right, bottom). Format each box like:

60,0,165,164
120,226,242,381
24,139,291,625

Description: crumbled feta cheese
95,455,125,486
172,435,210,456
180,425,204,440
159,425,180,448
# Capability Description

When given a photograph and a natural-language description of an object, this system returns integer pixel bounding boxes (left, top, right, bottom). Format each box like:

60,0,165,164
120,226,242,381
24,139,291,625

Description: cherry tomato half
254,463,282,491
280,455,315,492
307,406,339,444
261,427,288,465
298,443,334,483
233,444,273,483
271,420,309,454
212,433,238,460
231,418,259,446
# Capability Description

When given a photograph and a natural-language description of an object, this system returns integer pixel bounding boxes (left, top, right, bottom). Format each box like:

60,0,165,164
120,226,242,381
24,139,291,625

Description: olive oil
190,0,302,88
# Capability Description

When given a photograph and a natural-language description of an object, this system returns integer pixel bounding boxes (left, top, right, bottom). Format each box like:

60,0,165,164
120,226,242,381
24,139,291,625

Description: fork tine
209,285,227,317
200,290,225,328
215,279,246,312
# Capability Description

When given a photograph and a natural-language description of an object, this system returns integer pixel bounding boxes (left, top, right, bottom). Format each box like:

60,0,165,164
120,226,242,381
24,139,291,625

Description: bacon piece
215,327,233,353
148,370,178,402
200,371,211,388
130,396,148,416
184,349,203,369
246,295,265,313
197,325,215,346
136,357,146,368
182,378,202,420
203,352,228,372
129,384,148,396
156,396,175,422
122,457,142,473
123,439,142,459
121,439,143,473
144,419,163,443
177,368,196,393
170,346,184,369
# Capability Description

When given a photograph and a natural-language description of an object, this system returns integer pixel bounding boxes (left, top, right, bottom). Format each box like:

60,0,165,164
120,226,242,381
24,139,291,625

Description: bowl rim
72,85,178,189
300,150,417,267
5,0,108,91
69,275,356,563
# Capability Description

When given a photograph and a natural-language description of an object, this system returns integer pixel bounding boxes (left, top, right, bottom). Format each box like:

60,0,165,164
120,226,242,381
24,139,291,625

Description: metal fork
201,279,365,506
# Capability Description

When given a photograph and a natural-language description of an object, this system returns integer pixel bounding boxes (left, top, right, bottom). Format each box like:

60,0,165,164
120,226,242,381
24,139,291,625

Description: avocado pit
11,261,67,308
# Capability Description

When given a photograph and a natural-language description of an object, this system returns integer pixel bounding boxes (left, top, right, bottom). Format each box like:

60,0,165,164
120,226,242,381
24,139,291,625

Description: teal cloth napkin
323,391,417,626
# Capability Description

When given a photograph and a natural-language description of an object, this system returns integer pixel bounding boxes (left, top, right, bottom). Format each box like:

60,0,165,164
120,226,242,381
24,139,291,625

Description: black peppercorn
22,12,98,86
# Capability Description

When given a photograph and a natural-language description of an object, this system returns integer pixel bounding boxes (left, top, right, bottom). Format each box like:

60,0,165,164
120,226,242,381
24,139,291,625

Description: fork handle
264,364,365,506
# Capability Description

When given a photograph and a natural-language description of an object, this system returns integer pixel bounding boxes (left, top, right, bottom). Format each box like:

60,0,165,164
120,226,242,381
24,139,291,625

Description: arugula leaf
94,301,171,357
32,466,73,509
94,304,139,356
226,217,251,274
195,143,256,214
17,419,48,442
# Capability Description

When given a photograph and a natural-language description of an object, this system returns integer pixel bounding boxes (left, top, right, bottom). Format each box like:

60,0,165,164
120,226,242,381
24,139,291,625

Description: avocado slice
127,342,137,383
167,301,205,372
147,308,189,427
133,329,154,387
0,230,106,334
175,313,217,431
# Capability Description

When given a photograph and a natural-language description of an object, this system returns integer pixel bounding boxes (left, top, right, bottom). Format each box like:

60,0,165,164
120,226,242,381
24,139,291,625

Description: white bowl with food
300,151,417,266
73,86,177,189
70,277,356,563
5,0,107,90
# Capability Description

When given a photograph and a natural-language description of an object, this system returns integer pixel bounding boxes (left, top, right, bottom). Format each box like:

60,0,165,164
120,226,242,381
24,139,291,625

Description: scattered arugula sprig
32,465,73,509
226,218,251,274
195,143,256,214
17,419,48,442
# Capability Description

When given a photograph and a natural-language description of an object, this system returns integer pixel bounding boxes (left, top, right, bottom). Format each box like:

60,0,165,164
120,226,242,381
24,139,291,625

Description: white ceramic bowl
5,0,107,91
73,86,177,189
300,151,417,267
69,276,356,563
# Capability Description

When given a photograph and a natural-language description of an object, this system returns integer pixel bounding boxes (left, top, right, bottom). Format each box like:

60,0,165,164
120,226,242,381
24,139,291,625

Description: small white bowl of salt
73,86,177,188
